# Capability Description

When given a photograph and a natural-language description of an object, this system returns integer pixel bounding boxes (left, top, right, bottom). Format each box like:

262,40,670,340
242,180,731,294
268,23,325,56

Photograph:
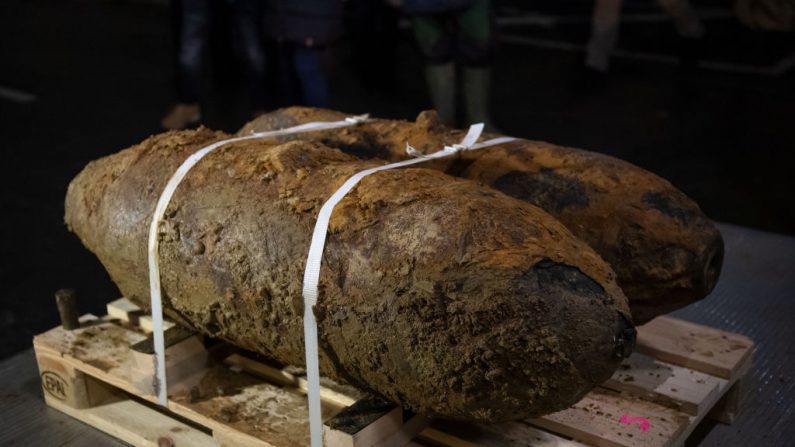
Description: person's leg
170,0,182,81
656,0,704,38
348,0,400,96
293,45,329,108
177,0,211,105
657,0,704,73
412,15,455,125
232,0,267,113
457,0,497,129
274,42,300,106
585,0,623,72
163,0,210,129
458,0,491,64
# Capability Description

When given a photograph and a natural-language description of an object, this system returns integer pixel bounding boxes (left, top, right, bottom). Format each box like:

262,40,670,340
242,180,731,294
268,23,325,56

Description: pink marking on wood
619,413,651,431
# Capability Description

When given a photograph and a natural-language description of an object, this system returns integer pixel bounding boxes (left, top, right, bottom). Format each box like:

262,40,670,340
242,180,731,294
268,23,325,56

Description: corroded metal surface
64,129,632,422
241,107,725,324
1,224,793,445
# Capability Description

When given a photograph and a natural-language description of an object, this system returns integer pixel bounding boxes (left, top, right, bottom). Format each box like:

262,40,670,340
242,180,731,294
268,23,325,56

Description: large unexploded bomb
240,107,724,324
65,128,634,422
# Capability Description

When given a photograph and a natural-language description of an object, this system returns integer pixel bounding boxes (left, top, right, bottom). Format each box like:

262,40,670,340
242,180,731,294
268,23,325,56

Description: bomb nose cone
613,312,636,359
701,231,724,296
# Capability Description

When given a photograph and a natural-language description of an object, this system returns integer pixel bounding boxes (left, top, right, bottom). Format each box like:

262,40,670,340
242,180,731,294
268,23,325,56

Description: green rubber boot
425,63,456,126
463,67,499,132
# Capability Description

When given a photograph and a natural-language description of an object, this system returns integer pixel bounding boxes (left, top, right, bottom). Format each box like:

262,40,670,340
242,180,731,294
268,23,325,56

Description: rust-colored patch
65,121,634,422
240,107,724,324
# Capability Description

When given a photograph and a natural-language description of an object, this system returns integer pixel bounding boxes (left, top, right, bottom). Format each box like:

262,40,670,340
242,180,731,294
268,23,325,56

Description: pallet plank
529,388,690,447
130,327,209,397
602,353,723,415
225,353,362,408
140,315,176,333
174,375,315,447
374,415,430,447
429,420,586,447
36,351,93,409
635,316,753,380
668,350,753,446
106,298,145,326
33,317,320,447
106,298,175,333
33,306,753,447
324,397,403,447
44,376,216,447
707,375,747,424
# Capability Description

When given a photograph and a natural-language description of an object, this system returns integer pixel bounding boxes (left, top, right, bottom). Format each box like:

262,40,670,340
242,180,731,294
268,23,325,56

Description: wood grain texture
530,388,690,447
44,381,216,447
603,353,723,416
33,317,317,446
636,316,753,380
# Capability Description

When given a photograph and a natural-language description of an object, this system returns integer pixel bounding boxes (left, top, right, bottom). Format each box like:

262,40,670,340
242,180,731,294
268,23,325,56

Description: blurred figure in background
346,0,401,99
583,0,704,83
735,0,795,30
263,0,343,108
162,0,267,130
390,0,497,130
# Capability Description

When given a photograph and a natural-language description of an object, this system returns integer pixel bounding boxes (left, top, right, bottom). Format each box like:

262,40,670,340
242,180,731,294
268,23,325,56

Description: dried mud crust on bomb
240,107,725,324
65,128,635,422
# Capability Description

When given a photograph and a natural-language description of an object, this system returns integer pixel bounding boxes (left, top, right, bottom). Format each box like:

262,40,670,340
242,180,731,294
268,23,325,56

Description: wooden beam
129,326,208,397
429,419,587,447
602,353,723,415
45,375,216,447
323,396,403,447
529,388,690,447
707,376,747,425
106,297,145,326
224,353,361,408
635,316,753,380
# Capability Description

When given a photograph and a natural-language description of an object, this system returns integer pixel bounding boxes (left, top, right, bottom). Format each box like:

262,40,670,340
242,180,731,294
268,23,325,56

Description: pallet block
33,299,753,447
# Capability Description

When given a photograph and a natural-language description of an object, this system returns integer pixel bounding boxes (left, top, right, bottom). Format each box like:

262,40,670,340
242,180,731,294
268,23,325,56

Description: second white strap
301,124,517,447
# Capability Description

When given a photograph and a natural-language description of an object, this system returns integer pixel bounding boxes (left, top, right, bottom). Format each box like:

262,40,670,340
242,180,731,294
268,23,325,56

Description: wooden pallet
33,298,753,447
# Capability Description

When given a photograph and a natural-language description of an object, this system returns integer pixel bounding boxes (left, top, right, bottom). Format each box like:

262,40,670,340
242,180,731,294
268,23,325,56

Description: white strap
302,123,516,446
147,115,368,406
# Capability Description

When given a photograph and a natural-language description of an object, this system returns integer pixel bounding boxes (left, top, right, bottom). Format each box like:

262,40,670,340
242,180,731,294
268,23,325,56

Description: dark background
0,0,792,366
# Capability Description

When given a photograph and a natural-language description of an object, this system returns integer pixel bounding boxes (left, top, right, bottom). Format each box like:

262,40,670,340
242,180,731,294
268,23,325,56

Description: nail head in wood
55,288,80,330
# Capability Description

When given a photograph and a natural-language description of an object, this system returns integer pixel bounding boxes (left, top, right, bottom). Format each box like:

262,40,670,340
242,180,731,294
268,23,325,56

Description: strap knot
345,113,370,124
443,143,468,154
405,143,426,158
